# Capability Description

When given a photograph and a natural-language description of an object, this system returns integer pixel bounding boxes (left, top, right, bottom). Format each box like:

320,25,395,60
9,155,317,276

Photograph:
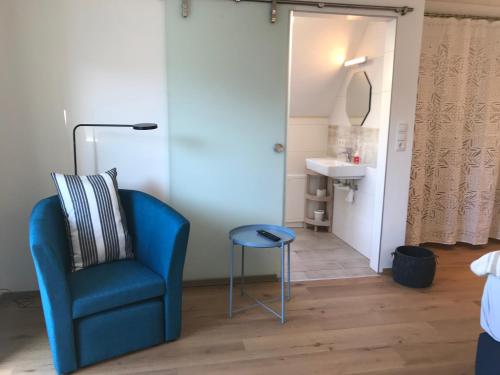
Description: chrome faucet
341,147,353,163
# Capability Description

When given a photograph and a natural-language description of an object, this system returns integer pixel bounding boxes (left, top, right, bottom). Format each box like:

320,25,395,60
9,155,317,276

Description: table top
229,224,296,248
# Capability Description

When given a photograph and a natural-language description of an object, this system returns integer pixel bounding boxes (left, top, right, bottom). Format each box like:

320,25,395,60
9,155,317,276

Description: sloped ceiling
289,14,369,118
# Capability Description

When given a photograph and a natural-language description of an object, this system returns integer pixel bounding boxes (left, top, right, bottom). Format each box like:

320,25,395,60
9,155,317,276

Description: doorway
285,11,397,281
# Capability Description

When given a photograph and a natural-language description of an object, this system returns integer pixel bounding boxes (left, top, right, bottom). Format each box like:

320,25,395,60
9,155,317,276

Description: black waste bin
392,246,436,288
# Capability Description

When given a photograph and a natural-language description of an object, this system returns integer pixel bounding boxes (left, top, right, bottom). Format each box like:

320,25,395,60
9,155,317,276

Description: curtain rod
181,0,414,23
425,12,500,22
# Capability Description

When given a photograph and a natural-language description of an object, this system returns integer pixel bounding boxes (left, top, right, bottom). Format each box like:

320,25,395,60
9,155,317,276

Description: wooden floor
1,240,499,374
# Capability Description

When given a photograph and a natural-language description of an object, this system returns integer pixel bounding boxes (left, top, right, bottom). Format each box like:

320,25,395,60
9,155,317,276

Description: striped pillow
51,168,133,271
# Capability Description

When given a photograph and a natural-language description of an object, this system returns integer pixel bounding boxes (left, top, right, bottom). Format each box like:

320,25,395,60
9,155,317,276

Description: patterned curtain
406,17,500,246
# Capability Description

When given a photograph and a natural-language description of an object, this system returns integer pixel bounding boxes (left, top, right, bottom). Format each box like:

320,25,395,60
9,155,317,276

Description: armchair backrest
30,195,72,274
118,189,190,283
30,189,189,279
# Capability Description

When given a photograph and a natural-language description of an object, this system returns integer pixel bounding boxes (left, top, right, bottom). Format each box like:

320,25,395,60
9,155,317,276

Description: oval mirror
345,71,372,126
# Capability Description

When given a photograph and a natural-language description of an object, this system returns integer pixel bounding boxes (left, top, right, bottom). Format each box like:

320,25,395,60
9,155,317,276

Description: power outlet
395,123,408,152
396,141,407,152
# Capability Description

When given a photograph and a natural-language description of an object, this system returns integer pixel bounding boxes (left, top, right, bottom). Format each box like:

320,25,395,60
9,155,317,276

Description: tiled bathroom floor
289,228,378,281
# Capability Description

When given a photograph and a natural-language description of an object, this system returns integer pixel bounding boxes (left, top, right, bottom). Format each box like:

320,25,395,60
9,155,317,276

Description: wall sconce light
344,56,368,67
331,48,346,66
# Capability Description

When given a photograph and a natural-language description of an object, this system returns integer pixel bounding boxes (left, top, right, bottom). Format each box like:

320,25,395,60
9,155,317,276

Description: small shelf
305,193,330,202
304,169,333,233
304,217,330,227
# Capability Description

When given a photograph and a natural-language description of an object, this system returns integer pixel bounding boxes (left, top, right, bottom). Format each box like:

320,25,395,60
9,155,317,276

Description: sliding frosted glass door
166,1,290,280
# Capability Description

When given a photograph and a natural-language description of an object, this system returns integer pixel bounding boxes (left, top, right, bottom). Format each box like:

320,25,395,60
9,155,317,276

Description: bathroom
285,12,397,281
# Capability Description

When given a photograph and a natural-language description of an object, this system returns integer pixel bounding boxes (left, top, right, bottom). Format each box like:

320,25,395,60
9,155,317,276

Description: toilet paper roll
314,210,325,222
316,189,327,197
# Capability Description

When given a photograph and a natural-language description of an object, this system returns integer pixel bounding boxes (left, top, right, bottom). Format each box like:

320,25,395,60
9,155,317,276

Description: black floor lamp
73,123,158,175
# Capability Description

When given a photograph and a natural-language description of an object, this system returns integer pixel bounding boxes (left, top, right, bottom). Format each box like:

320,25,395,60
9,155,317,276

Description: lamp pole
72,123,158,175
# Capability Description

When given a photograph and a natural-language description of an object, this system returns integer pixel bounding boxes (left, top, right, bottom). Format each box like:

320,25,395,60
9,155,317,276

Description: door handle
274,143,285,153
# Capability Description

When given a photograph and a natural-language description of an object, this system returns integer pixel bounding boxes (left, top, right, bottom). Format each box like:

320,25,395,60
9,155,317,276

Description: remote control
257,229,281,242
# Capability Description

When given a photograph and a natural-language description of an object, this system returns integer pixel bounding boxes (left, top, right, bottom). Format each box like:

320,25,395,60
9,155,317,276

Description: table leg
280,242,285,324
228,242,234,319
241,246,245,296
287,243,291,301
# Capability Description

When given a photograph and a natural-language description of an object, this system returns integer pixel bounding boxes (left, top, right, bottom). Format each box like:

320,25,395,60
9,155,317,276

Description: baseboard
2,276,279,297
0,290,38,300
286,221,304,228
0,290,40,309
183,274,278,288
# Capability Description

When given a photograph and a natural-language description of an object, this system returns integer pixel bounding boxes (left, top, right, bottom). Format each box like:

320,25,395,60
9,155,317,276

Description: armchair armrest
119,190,190,341
29,197,77,374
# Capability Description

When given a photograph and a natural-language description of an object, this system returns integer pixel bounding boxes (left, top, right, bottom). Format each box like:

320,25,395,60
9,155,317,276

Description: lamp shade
132,123,158,130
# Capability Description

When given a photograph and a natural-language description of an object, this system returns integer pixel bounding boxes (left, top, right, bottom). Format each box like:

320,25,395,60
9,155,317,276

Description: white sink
306,158,366,179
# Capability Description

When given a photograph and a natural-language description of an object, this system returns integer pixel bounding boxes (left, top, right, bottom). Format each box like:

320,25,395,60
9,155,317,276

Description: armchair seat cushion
69,260,165,319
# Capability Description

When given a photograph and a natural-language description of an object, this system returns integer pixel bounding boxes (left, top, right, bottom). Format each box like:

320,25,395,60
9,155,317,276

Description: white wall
378,1,424,271
0,0,168,291
65,2,169,202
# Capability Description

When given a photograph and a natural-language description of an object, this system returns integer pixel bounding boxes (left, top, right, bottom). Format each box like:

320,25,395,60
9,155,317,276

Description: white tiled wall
285,117,329,225
329,20,396,262
332,167,377,258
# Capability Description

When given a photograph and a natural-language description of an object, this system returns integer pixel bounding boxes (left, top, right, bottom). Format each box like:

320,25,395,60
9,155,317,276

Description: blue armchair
29,190,190,374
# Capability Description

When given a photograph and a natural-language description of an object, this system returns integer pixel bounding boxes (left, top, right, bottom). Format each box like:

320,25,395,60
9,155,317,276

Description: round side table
228,224,296,324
